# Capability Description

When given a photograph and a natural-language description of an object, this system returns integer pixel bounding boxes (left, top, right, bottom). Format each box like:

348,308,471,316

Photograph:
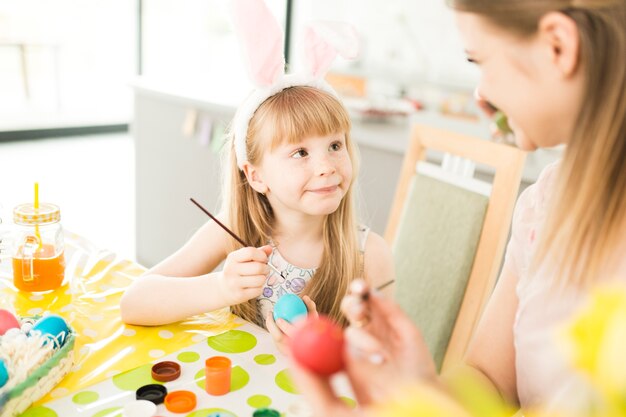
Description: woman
290,0,626,415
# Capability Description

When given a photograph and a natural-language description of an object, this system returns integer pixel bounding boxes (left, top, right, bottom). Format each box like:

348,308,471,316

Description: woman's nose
474,87,498,117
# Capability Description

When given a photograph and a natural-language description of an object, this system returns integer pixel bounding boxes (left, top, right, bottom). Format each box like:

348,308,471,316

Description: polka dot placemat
26,321,356,416
0,232,241,404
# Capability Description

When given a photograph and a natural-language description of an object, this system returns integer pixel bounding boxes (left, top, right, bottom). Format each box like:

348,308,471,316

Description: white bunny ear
230,0,285,86
303,21,359,78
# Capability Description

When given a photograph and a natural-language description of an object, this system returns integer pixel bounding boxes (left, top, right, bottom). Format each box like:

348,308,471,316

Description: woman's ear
538,11,580,78
241,162,268,194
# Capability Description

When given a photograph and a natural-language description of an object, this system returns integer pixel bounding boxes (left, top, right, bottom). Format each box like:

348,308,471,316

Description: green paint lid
253,408,281,417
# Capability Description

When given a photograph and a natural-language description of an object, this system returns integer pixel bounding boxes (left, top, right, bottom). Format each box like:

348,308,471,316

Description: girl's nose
315,155,336,176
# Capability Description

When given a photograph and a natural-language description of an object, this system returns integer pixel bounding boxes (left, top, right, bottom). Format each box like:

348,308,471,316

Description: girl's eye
291,148,308,158
466,57,478,64
329,142,342,152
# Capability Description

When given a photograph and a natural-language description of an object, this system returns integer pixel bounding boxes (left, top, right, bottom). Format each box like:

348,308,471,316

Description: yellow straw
34,182,39,209
34,182,42,250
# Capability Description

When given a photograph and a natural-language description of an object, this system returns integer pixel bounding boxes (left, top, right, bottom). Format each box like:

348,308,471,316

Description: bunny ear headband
230,0,359,169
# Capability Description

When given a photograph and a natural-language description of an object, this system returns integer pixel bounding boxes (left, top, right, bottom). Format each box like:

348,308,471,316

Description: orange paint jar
204,356,231,396
11,203,65,292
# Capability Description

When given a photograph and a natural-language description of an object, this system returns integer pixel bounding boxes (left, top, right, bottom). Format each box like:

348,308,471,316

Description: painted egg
0,309,20,336
290,315,345,376
31,315,69,347
0,360,8,388
273,294,308,324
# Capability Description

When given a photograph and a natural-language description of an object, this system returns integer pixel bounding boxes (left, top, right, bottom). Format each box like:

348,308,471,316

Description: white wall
290,0,480,92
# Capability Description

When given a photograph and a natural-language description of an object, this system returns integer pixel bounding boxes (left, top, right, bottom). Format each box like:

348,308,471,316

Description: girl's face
249,132,353,218
454,11,583,150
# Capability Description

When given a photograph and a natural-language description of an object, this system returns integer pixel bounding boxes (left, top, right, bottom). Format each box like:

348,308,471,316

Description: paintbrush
190,197,394,290
190,198,286,279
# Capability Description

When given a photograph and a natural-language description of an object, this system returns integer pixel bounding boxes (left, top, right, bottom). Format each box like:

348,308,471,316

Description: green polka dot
18,407,58,417
207,330,257,353
185,408,237,417
340,396,357,408
72,391,99,405
178,351,200,363
231,366,250,391
92,407,122,417
112,364,156,391
195,366,250,392
253,354,276,365
247,394,272,408
275,369,298,394
194,368,204,389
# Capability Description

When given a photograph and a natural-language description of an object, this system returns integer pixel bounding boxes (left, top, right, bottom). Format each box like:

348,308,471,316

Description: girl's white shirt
258,225,369,320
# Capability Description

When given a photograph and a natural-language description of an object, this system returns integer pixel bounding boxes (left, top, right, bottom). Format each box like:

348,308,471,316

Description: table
0,233,354,416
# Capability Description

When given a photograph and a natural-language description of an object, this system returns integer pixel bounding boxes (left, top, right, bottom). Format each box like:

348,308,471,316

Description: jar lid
136,384,167,405
122,399,157,417
151,361,181,382
164,391,196,413
13,203,61,226
253,408,281,417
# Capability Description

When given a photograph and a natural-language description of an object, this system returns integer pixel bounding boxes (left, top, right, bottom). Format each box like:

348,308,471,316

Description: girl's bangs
262,87,351,149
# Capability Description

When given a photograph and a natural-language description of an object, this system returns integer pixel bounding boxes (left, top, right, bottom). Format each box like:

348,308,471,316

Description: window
0,0,135,131
142,0,288,87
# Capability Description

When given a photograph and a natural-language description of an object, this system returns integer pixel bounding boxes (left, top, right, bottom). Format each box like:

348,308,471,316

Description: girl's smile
246,132,353,217
307,185,339,194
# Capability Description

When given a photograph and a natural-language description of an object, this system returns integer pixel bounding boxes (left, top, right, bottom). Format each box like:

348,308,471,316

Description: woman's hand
340,280,437,403
266,295,318,354
288,280,438,414
218,245,273,306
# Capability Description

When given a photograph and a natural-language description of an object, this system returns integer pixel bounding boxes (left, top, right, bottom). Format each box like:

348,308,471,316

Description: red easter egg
290,316,345,376
0,309,20,336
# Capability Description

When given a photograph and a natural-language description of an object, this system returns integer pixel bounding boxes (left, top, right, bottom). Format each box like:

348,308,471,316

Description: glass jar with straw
11,183,65,292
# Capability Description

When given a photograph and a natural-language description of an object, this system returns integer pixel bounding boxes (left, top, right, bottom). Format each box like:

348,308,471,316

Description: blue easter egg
31,315,69,347
273,294,308,324
0,360,8,388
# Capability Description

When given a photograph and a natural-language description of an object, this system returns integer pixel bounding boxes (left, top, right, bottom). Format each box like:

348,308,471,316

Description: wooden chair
385,124,526,372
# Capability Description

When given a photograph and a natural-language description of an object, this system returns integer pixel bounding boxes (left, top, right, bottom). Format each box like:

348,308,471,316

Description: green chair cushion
393,173,489,371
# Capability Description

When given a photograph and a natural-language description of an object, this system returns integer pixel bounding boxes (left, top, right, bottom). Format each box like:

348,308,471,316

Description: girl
291,0,626,415
121,1,394,345
121,85,393,336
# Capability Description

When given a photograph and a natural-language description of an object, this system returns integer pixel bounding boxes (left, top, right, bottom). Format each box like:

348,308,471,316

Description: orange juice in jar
12,202,65,292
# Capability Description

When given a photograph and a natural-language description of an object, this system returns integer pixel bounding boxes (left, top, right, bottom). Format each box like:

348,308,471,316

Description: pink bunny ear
303,22,359,79
231,0,285,86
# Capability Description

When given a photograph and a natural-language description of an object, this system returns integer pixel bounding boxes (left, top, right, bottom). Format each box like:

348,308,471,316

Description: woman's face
454,11,584,151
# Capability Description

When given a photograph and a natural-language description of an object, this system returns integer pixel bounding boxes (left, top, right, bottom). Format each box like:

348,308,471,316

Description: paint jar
204,356,231,395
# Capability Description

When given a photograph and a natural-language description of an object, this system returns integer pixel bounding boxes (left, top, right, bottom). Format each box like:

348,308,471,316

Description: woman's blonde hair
221,86,361,326
449,0,626,285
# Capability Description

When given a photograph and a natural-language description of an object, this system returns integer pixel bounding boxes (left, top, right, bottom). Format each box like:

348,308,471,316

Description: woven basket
0,331,75,417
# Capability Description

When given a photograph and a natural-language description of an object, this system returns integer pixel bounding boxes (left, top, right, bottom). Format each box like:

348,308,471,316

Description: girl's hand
266,295,319,354
266,312,293,355
302,295,319,319
219,245,273,306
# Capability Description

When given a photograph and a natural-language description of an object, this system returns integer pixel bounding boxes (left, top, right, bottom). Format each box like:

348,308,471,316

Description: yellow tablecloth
0,232,240,404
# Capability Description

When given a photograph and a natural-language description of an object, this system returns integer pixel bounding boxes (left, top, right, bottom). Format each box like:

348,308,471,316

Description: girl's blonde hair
221,86,361,326
449,0,626,285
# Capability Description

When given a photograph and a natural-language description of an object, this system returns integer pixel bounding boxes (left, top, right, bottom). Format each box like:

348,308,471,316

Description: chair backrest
385,124,526,372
